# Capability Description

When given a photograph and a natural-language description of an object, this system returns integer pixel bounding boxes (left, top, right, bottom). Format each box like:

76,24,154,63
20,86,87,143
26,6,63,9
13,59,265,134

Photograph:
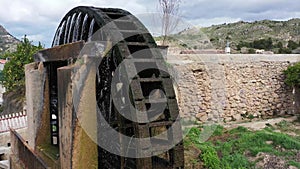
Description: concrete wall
0,128,27,147
167,54,300,122
25,62,50,149
58,56,98,169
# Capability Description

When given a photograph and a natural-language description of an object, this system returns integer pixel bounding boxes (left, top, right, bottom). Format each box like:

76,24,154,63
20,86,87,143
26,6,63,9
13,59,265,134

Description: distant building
255,49,274,54
0,59,6,70
225,46,231,54
256,49,265,54
225,41,231,54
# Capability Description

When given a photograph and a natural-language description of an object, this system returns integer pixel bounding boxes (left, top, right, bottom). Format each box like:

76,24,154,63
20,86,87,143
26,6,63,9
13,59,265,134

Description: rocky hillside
165,18,300,53
202,19,300,50
0,25,19,54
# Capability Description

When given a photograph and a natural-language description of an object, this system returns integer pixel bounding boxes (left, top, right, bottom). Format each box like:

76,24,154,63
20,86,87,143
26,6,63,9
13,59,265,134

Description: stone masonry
167,54,300,123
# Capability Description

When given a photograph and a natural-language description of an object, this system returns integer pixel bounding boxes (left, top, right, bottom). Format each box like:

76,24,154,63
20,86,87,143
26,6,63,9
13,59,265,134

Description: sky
0,0,300,47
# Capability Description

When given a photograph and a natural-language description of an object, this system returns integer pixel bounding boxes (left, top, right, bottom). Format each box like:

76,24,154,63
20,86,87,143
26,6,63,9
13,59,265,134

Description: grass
275,119,300,136
184,124,300,169
288,161,300,168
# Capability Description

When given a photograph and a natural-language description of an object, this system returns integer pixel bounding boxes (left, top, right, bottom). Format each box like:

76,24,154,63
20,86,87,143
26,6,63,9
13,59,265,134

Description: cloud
0,0,299,47
181,0,300,23
189,17,242,27
0,0,153,47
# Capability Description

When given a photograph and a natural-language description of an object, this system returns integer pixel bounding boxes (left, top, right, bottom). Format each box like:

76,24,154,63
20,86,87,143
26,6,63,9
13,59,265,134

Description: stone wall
168,54,300,122
0,128,27,147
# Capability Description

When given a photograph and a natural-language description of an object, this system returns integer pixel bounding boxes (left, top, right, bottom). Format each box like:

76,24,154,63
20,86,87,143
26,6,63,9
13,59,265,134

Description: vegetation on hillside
237,38,300,54
163,18,300,53
0,25,20,54
202,19,300,51
0,36,43,92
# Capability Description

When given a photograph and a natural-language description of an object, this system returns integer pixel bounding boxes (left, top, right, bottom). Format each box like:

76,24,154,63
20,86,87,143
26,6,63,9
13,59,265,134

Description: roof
0,60,7,64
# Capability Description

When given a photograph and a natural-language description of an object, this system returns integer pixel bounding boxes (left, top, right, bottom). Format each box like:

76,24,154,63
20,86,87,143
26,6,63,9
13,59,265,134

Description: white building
225,46,231,54
225,41,231,54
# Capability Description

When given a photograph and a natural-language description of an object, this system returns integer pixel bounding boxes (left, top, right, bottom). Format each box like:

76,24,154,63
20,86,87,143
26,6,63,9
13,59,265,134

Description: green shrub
248,48,255,54
279,47,292,54
212,125,224,136
253,38,273,50
0,36,43,91
275,41,283,48
199,144,221,169
287,40,299,50
283,62,300,87
221,153,250,169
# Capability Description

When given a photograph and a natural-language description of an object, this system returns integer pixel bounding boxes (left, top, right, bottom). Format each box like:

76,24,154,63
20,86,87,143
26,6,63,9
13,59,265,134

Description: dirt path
223,116,299,131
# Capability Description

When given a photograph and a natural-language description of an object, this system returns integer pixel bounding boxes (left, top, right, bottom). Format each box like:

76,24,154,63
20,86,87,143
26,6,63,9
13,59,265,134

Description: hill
0,25,19,54
163,18,300,53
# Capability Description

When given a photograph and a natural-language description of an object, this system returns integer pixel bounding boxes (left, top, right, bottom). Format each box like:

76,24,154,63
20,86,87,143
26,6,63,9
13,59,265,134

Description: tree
266,37,273,50
287,40,298,50
278,47,292,54
284,62,300,115
275,41,283,48
248,48,255,54
1,36,43,91
284,62,300,87
253,38,273,50
158,0,181,45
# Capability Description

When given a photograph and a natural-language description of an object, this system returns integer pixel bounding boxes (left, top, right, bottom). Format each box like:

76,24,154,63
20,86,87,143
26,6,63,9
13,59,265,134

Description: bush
238,38,273,51
279,47,292,54
287,40,299,50
248,48,255,54
237,41,252,49
200,144,221,169
283,62,300,87
0,36,43,91
253,38,273,50
275,41,283,48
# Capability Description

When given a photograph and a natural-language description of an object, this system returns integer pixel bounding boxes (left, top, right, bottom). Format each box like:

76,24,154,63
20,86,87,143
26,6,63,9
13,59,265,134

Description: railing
0,111,27,133
10,129,50,169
